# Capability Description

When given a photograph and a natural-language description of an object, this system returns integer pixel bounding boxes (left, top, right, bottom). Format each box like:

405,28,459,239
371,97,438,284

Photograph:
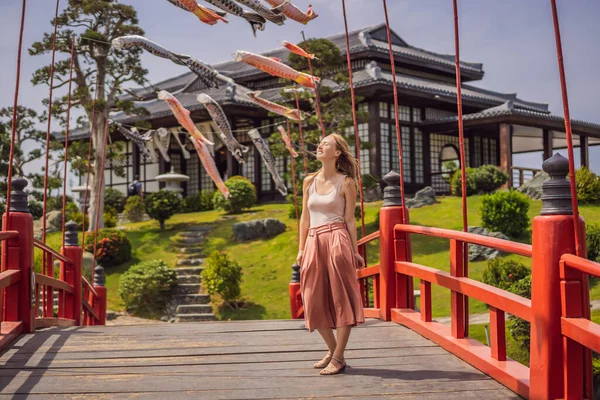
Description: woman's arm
297,177,312,263
343,177,359,252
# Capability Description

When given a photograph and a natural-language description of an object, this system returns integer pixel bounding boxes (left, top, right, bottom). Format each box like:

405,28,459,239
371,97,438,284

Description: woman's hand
296,250,304,265
354,253,365,269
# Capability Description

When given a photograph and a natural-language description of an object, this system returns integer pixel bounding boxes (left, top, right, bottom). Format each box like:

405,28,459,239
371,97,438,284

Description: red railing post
92,265,106,325
381,171,410,320
530,154,586,400
60,220,82,325
288,263,303,319
2,178,34,333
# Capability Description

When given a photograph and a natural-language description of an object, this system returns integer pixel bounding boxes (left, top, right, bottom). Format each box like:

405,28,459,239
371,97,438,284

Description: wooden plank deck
0,319,521,399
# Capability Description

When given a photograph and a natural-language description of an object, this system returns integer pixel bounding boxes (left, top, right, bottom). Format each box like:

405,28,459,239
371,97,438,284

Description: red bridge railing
0,178,106,346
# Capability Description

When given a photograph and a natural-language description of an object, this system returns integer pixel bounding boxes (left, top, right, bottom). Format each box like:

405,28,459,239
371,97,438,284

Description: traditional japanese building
69,23,600,200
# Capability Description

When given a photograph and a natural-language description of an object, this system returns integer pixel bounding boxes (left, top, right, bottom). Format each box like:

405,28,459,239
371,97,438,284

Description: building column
499,123,512,187
543,129,552,161
580,134,589,168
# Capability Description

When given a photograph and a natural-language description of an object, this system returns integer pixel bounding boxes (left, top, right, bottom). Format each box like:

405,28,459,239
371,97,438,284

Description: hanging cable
300,31,326,139
5,0,28,226
293,88,309,174
452,0,469,337
91,120,110,271
340,0,366,238
61,35,75,248
382,0,407,224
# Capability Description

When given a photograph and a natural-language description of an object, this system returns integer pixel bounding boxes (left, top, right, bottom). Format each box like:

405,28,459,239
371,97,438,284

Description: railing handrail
561,253,600,277
394,224,533,257
82,276,99,298
34,273,75,294
358,230,380,246
0,231,19,242
0,269,21,290
33,238,72,264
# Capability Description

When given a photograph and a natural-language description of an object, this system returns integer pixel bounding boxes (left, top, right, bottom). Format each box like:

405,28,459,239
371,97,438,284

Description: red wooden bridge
1,155,598,399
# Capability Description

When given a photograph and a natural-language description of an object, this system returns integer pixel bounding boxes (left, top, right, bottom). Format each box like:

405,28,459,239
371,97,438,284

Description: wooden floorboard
0,318,522,399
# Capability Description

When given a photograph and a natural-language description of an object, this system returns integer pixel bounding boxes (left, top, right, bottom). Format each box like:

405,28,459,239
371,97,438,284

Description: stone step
178,252,204,260
186,225,213,232
173,294,211,305
175,313,217,323
174,237,205,246
175,283,201,295
180,231,206,239
175,266,203,276
177,274,201,284
179,247,204,254
176,258,204,267
176,304,213,314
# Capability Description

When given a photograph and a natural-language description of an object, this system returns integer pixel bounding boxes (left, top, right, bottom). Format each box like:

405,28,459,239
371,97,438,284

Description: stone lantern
155,167,189,196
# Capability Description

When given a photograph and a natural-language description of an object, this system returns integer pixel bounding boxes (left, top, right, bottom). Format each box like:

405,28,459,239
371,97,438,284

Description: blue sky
0,0,599,192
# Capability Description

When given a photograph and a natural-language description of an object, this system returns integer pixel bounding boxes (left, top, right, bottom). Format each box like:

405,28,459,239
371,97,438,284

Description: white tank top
307,175,346,228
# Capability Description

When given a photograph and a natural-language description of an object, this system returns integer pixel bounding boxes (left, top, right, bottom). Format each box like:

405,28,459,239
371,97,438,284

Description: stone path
171,225,216,323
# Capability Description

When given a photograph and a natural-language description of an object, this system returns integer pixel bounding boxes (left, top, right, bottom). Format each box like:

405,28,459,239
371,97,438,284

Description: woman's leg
320,325,352,375
314,327,337,367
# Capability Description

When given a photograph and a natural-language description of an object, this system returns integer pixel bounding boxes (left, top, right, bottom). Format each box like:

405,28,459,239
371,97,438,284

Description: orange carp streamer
277,125,298,157
282,40,317,59
247,91,304,121
233,50,319,89
265,0,318,24
167,0,228,25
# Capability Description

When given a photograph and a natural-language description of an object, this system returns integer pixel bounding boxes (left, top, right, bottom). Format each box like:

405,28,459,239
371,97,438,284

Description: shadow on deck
0,319,521,399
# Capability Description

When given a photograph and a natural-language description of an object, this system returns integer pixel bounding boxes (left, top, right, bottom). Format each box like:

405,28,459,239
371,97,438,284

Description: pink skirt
300,222,365,332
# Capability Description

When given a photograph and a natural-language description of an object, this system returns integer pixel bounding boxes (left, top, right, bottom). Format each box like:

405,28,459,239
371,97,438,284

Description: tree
268,38,369,198
29,0,148,230
0,106,63,200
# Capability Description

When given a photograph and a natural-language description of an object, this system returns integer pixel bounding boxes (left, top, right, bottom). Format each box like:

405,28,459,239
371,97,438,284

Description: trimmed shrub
201,250,243,308
183,190,215,213
145,190,182,230
104,187,126,213
451,168,477,196
213,176,257,214
482,258,530,291
481,191,530,237
84,229,132,267
124,195,145,222
65,202,89,231
29,200,43,220
576,167,600,204
508,275,532,351
586,223,600,263
104,211,117,228
119,260,177,318
47,195,74,211
472,165,509,193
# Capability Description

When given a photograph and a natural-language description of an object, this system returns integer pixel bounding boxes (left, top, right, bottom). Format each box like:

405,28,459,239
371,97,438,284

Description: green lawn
35,195,600,320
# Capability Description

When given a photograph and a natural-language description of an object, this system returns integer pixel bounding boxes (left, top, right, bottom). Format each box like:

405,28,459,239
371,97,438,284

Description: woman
296,133,366,376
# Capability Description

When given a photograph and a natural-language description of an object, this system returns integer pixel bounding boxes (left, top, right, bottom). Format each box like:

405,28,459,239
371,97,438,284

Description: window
414,128,424,183
379,102,388,119
187,155,199,195
490,139,498,165
483,137,489,164
276,156,287,188
380,123,390,177
398,105,411,122
412,108,422,122
347,124,370,175
474,136,482,167
242,148,255,183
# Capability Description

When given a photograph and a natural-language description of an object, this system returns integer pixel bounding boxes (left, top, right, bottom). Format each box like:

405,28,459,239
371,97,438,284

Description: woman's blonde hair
306,133,360,191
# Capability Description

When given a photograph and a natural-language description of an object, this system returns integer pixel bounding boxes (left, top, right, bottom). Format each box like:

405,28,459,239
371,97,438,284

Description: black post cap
94,265,105,287
540,153,573,215
382,170,403,207
9,177,29,213
65,220,79,246
291,263,300,283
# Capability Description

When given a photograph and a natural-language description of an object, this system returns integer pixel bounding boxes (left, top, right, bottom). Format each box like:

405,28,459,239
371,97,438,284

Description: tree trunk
87,113,107,232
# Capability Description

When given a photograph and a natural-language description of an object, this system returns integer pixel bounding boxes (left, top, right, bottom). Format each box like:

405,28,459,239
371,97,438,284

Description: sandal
313,351,333,369
319,356,346,376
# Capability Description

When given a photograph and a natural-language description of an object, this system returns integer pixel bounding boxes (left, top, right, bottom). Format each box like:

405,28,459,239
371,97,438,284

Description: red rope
61,36,75,248
550,0,582,257
382,0,407,224
42,0,61,244
91,120,109,271
287,121,300,236
301,31,326,139
81,82,100,260
340,0,366,238
453,0,469,337
5,0,28,226
293,88,308,174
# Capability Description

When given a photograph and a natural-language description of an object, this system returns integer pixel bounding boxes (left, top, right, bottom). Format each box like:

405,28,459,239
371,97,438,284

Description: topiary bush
576,167,600,204
201,250,243,309
472,165,509,193
145,190,182,230
451,167,477,196
118,260,177,318
482,258,530,291
586,223,600,263
84,229,132,267
104,211,117,228
124,195,145,222
183,190,215,213
213,176,257,214
508,275,532,352
481,191,530,237
104,187,126,213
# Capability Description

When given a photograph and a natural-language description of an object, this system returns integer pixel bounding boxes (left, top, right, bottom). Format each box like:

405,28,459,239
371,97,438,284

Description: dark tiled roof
420,101,600,132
